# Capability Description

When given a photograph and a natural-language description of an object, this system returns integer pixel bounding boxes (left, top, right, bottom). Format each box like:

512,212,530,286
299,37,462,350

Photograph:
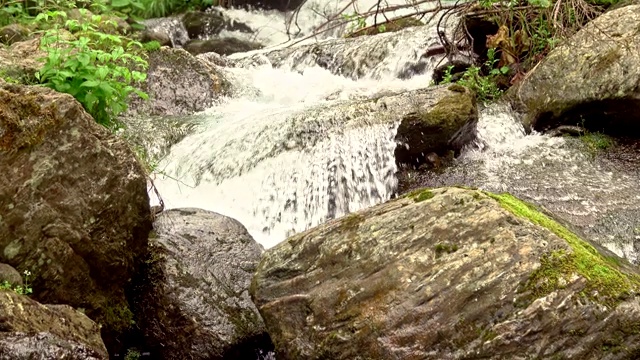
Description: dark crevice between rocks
535,98,640,137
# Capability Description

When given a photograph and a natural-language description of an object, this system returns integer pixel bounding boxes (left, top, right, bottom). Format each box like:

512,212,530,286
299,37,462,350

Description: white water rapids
146,0,640,262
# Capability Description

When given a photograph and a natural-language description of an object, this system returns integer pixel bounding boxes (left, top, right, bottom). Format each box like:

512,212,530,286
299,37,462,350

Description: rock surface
516,5,640,135
0,24,30,45
133,208,272,359
126,47,230,116
0,290,108,359
182,10,253,39
184,37,263,56
394,84,477,166
252,187,640,359
228,0,305,11
0,263,22,287
0,83,151,351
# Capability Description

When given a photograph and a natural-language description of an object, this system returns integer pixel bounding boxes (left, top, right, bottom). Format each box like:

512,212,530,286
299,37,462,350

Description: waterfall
146,0,640,262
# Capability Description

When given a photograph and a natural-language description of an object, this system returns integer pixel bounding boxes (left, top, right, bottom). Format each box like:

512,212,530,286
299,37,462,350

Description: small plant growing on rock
0,270,33,295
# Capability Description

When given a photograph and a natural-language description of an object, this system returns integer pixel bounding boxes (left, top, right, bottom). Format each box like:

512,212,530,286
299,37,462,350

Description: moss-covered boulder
395,84,477,166
125,47,230,117
184,37,263,56
515,5,640,135
0,37,43,83
133,209,272,359
0,83,152,354
252,187,640,359
0,290,108,359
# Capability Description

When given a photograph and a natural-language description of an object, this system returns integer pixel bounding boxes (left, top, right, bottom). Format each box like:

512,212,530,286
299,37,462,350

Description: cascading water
148,0,640,262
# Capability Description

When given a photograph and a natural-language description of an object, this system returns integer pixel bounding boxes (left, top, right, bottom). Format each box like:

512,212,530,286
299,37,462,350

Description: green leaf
81,80,101,88
111,0,131,7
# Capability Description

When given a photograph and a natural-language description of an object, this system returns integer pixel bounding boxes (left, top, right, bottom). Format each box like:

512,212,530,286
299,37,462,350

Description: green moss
580,132,615,154
434,243,459,258
417,92,474,131
486,192,640,307
404,188,436,202
101,301,135,334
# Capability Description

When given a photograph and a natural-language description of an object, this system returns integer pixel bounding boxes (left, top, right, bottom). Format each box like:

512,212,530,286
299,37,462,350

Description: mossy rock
394,85,477,166
253,187,640,359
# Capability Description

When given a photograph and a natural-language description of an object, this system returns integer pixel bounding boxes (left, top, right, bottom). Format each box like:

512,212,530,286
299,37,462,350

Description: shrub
35,11,148,128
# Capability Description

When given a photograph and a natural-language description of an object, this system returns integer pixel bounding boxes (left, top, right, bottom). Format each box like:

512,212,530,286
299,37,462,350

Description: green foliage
143,40,161,51
440,48,507,102
124,349,141,360
580,132,615,153
35,10,148,128
0,270,33,296
341,12,367,35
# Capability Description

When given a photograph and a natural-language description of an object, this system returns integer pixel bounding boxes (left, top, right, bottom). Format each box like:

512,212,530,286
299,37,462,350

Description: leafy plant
0,270,33,295
35,10,149,128
341,12,367,35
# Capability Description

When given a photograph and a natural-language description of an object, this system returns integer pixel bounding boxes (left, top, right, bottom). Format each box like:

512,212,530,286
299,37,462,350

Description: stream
145,0,640,263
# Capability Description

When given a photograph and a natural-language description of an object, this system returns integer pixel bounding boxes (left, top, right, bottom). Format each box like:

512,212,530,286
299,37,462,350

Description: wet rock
515,5,640,135
182,10,253,39
139,29,172,47
431,59,473,84
346,17,424,38
126,47,231,116
133,208,272,360
0,263,22,287
0,24,29,45
252,187,640,359
0,83,151,352
228,0,305,11
184,37,263,56
0,290,108,359
142,17,190,47
395,84,477,167
258,25,442,80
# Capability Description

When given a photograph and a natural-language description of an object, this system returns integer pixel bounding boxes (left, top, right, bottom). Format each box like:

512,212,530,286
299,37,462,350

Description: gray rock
184,37,263,56
515,5,640,134
0,290,108,359
0,24,29,45
139,30,172,47
252,187,640,359
0,263,22,287
182,10,253,39
133,208,271,359
0,83,152,352
394,84,477,166
125,47,231,116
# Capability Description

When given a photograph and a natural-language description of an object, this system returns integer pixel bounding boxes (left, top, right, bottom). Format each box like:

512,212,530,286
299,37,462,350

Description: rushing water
146,0,640,261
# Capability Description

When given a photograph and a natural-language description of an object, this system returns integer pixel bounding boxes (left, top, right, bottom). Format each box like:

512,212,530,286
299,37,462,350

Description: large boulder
184,37,263,56
182,10,253,39
0,83,152,352
125,47,231,116
394,84,477,166
0,289,108,359
252,187,640,359
133,208,272,359
515,5,640,135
